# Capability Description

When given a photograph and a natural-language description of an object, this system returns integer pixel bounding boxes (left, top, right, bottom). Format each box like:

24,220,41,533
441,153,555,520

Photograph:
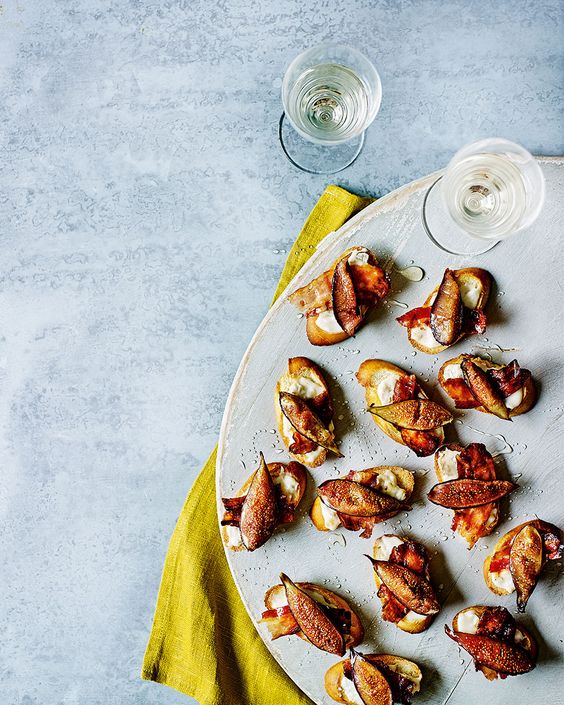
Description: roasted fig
427,478,517,509
509,524,543,612
367,558,440,615
239,453,278,550
351,650,393,705
430,269,463,345
332,256,362,336
318,479,408,518
279,391,342,456
445,626,536,675
461,357,510,420
280,574,345,655
368,399,452,430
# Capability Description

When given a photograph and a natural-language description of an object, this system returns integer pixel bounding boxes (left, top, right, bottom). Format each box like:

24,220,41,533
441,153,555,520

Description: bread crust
290,246,388,346
356,359,445,449
451,605,537,680
275,357,334,467
325,655,422,705
310,466,415,532
404,268,491,354
372,534,434,634
264,582,364,647
221,460,307,551
438,355,537,417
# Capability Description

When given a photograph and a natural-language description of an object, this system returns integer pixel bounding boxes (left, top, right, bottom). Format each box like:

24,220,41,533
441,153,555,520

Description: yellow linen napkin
142,185,373,705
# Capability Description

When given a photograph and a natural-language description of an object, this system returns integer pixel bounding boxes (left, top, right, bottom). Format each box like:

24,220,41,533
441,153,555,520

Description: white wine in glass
423,138,545,255
280,44,382,174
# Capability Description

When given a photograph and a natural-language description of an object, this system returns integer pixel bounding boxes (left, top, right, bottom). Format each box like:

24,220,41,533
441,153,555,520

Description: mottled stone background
0,1,562,704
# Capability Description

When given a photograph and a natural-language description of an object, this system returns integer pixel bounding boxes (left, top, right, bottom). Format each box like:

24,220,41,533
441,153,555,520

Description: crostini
275,357,340,468
438,355,536,420
445,605,537,679
431,443,515,548
356,359,452,457
289,246,390,346
220,453,307,551
325,651,422,705
260,574,364,655
310,466,414,538
483,519,562,611
397,268,491,354
366,535,440,633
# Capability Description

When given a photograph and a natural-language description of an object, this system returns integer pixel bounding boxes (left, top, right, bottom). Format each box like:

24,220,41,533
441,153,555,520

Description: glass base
422,177,499,256
278,113,364,174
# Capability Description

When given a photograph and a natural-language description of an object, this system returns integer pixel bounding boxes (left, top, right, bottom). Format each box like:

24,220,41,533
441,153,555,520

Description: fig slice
317,479,408,518
444,626,536,675
280,573,345,655
509,524,543,612
427,478,517,509
351,649,393,705
367,557,440,615
430,269,463,345
239,452,278,551
368,399,452,430
460,357,510,420
279,391,342,456
332,256,363,336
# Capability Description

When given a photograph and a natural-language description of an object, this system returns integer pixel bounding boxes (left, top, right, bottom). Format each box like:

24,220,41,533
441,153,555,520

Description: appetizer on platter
356,359,452,457
367,535,440,633
438,355,536,420
260,573,364,655
310,466,414,538
220,452,307,551
275,356,340,468
431,443,515,547
397,267,491,353
445,606,537,680
325,650,422,705
483,519,563,611
289,246,390,346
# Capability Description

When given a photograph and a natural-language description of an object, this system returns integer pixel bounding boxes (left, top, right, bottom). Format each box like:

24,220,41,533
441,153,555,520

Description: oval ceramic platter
216,158,563,705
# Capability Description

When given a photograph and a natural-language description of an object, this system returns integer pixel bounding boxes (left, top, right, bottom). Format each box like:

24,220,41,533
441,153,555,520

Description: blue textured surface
0,2,562,704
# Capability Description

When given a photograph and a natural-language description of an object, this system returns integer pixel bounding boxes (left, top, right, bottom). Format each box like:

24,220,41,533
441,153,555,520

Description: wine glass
279,44,382,174
422,138,545,256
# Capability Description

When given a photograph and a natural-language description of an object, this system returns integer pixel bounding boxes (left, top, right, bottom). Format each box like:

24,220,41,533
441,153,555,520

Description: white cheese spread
274,472,300,502
458,278,481,309
376,372,401,405
348,249,370,266
411,322,439,349
374,535,404,561
504,387,523,410
374,468,407,501
490,568,514,592
225,524,243,549
436,447,460,481
457,609,480,634
319,499,341,530
315,309,344,334
442,363,464,380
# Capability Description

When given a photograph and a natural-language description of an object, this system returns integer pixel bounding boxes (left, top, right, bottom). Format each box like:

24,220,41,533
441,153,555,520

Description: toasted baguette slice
451,605,537,680
325,654,422,705
289,246,390,346
483,519,562,597
275,356,335,468
403,268,491,354
356,359,445,451
372,535,434,633
438,355,537,418
434,443,500,546
264,582,364,648
221,460,307,552
310,466,414,532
